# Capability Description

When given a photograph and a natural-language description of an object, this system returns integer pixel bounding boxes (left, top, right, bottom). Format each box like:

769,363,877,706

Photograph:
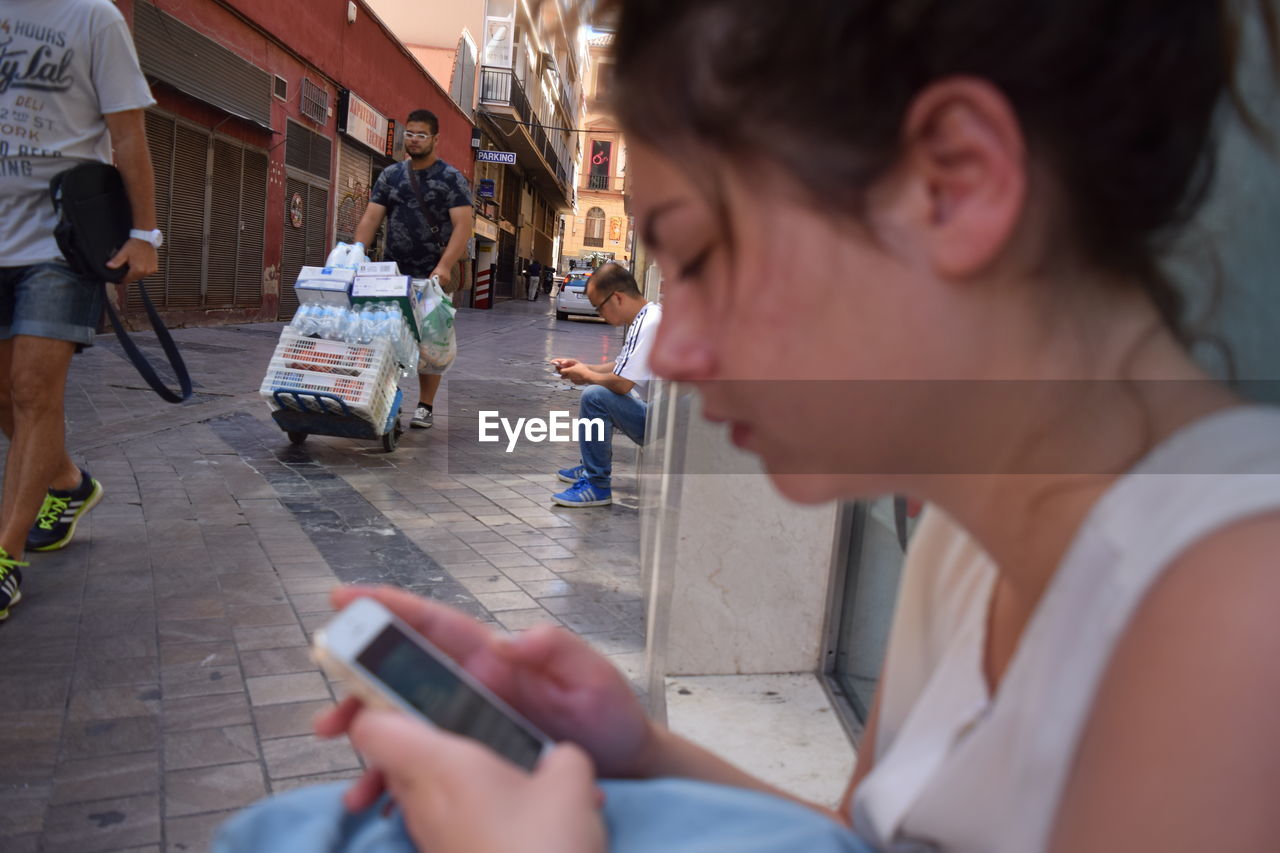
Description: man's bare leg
0,335,80,558
419,373,442,408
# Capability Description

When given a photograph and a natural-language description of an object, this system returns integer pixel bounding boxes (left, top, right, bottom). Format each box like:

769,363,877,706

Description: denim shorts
0,261,104,346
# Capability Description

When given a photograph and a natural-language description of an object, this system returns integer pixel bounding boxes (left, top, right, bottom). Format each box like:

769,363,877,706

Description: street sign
477,150,517,164
478,178,495,198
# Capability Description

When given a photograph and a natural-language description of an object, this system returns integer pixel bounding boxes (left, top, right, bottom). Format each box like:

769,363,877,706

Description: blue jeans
579,384,647,490
214,778,874,853
0,261,104,345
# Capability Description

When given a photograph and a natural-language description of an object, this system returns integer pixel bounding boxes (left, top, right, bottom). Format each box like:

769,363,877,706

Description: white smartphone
312,596,552,771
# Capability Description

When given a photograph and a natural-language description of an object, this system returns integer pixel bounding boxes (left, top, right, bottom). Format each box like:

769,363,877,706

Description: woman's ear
899,77,1027,278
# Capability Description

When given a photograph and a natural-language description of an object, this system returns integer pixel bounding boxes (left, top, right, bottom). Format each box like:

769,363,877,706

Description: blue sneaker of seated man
556,464,586,484
552,477,612,507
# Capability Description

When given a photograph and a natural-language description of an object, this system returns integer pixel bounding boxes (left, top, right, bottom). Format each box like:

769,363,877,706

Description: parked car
555,271,598,320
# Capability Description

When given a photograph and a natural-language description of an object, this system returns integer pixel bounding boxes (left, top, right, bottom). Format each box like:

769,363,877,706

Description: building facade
111,0,473,328
366,0,587,302
559,34,631,270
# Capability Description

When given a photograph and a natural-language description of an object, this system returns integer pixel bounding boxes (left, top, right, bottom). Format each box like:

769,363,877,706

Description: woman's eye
677,247,712,281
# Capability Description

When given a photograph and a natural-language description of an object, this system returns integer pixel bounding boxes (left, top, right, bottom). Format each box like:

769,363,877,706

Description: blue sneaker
556,464,586,484
552,477,612,507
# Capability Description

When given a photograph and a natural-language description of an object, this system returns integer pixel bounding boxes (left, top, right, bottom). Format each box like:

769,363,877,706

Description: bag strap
101,282,193,404
406,164,445,237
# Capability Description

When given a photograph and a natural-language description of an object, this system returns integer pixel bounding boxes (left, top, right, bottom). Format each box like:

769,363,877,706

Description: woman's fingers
313,695,361,738
341,767,388,813
329,585,495,662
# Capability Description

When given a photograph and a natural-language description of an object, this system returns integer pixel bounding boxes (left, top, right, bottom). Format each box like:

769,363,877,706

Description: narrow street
1,297,645,852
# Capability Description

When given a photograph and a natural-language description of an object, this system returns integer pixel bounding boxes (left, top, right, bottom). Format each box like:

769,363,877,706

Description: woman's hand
315,585,659,809
349,708,605,853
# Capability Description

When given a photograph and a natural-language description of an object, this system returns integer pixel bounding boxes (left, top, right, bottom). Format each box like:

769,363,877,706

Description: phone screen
356,624,545,770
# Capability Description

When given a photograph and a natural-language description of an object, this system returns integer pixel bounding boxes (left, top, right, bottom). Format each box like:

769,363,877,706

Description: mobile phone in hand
313,597,552,771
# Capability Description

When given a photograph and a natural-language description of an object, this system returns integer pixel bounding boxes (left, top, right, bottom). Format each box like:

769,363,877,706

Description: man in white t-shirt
549,263,661,507
0,0,161,619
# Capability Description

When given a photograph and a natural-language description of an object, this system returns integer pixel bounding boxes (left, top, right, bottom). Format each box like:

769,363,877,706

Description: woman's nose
650,293,715,382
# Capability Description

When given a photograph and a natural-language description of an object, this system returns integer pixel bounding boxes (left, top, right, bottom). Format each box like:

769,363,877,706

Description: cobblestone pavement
0,297,645,852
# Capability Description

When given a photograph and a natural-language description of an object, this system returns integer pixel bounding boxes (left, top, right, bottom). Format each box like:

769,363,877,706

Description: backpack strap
102,282,193,404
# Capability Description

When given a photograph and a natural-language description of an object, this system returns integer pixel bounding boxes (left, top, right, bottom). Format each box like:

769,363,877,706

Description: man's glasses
404,131,435,140
589,291,615,311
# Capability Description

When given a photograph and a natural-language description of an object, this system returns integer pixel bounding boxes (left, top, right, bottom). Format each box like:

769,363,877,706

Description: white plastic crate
260,340,398,427
271,329,389,377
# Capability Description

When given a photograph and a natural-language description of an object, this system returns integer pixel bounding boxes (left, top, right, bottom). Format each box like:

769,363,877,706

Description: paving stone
261,733,362,780
252,699,333,740
239,646,316,678
163,762,265,817
163,725,259,771
67,686,161,722
161,693,252,733
0,782,52,836
245,672,332,706
495,608,560,632
50,752,160,805
163,809,237,853
41,792,160,852
61,717,160,761
473,590,539,612
457,574,520,595
226,603,300,628
233,623,308,650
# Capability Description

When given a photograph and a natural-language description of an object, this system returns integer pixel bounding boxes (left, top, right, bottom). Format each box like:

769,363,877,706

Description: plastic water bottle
348,242,367,269
324,243,350,268
290,303,319,336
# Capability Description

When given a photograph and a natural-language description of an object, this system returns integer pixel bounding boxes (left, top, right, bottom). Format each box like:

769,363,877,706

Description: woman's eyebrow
640,200,689,250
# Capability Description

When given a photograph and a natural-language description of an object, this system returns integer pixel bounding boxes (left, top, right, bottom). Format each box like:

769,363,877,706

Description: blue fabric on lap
213,778,873,853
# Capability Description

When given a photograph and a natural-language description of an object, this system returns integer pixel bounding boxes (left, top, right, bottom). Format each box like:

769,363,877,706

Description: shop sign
337,89,391,156
478,178,495,198
475,215,499,241
477,150,517,165
384,118,397,158
289,193,304,228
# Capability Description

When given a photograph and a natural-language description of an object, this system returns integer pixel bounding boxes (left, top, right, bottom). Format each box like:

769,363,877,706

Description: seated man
550,263,661,507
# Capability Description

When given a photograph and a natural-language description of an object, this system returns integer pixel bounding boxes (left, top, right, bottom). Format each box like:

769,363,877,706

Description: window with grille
274,75,288,100
300,78,329,126
285,121,332,179
584,207,605,247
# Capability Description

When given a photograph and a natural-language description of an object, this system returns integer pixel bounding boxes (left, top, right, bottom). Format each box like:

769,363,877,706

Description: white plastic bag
415,276,457,373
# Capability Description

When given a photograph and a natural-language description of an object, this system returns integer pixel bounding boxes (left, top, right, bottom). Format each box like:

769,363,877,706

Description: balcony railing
480,65,570,193
584,174,625,192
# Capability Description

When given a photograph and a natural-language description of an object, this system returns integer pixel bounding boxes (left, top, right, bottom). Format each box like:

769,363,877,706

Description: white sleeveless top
851,406,1280,852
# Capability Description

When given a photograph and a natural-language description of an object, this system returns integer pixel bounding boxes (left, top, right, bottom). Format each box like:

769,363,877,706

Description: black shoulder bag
50,162,192,403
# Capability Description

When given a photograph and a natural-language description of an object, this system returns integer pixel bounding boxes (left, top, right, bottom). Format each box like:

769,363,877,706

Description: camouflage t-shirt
370,159,471,277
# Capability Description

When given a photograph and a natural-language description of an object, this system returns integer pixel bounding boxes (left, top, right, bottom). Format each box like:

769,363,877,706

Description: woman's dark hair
608,0,1279,344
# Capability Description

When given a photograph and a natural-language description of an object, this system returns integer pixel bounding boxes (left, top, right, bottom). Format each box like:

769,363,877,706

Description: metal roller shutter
206,139,241,306
307,185,330,269
237,150,268,306
335,139,372,245
167,123,210,309
141,112,175,312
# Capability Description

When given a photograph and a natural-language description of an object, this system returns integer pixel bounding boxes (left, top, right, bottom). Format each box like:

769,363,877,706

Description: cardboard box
294,267,355,306
357,261,401,276
351,275,424,340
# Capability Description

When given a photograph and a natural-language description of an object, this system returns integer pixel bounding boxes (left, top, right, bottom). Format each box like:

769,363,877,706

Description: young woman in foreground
219,1,1280,850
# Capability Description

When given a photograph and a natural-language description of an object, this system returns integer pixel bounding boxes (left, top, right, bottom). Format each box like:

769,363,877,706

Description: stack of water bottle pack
258,243,418,428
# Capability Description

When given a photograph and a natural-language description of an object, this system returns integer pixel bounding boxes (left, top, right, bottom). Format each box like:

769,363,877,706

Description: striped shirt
614,302,662,401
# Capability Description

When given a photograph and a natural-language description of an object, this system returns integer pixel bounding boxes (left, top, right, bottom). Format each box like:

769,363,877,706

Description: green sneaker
0,548,25,621
27,468,104,552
